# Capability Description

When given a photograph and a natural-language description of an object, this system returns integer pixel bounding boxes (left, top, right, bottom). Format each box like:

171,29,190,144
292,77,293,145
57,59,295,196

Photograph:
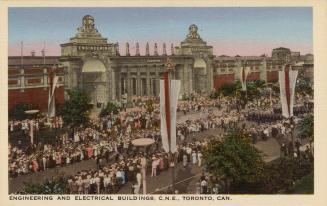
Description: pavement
8,108,282,194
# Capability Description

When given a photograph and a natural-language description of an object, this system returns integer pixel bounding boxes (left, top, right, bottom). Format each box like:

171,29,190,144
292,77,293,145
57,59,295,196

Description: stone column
188,64,194,94
111,69,116,100
116,71,121,100
20,68,25,90
126,70,132,102
207,59,214,92
146,68,150,96
43,68,48,87
137,68,141,96
155,69,160,97
260,58,267,82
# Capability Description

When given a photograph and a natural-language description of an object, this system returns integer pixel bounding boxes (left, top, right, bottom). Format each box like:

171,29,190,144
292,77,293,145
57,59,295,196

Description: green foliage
291,173,314,194
217,80,241,97
145,99,155,114
100,101,120,117
246,80,266,101
9,103,38,120
298,114,314,140
60,89,92,126
261,157,313,194
209,90,219,99
203,124,314,194
203,131,265,189
23,174,69,194
297,78,313,96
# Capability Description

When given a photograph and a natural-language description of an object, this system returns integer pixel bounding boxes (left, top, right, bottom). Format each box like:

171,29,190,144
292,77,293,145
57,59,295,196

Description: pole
164,71,174,192
141,154,147,194
170,152,175,192
20,41,24,69
290,118,295,153
48,68,53,115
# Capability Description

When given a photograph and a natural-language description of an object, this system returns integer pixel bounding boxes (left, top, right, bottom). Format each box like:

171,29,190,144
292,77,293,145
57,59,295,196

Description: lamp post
131,137,155,194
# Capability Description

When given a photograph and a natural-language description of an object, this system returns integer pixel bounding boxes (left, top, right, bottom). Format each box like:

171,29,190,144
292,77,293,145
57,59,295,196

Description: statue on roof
77,15,99,34
186,24,201,40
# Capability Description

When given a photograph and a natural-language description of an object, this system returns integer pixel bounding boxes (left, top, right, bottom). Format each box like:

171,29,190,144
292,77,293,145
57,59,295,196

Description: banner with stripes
160,78,181,153
278,65,298,118
240,66,250,91
48,75,58,118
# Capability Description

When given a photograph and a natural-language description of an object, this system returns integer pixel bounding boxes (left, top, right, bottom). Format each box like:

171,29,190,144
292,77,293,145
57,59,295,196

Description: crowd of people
8,84,314,194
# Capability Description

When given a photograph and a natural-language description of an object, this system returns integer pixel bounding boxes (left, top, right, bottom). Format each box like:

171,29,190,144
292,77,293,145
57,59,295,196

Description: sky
8,7,313,56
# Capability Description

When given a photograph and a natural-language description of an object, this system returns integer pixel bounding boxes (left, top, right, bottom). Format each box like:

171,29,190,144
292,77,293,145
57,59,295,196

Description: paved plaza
9,109,282,194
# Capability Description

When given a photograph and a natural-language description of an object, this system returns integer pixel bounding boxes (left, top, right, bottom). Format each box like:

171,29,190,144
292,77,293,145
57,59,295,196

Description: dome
82,59,106,73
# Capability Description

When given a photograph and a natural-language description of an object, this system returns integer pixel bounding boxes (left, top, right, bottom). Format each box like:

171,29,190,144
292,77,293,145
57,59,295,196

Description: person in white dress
197,151,203,167
192,151,197,165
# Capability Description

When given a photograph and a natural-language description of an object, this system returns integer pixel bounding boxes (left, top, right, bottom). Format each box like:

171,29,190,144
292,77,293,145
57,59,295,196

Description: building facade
8,56,65,112
9,15,313,112
59,15,214,107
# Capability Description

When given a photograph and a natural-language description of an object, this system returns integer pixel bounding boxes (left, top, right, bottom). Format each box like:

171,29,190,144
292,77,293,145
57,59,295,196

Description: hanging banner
279,65,298,118
160,79,169,153
240,66,250,91
48,75,59,118
159,78,181,153
169,79,181,153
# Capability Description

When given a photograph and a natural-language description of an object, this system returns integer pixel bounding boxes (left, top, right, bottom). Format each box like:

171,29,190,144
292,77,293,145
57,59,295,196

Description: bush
22,173,69,194
260,156,314,194
100,102,120,117
60,89,92,126
9,103,38,120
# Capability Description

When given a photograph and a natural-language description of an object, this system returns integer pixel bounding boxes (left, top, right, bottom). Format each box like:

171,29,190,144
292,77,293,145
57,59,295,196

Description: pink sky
8,40,313,57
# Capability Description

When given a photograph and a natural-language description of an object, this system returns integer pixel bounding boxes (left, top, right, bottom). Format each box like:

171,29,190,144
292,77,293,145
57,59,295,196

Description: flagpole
163,57,176,193
20,41,24,69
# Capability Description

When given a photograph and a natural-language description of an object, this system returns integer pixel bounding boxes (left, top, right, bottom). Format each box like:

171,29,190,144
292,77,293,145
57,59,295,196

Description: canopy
131,138,155,147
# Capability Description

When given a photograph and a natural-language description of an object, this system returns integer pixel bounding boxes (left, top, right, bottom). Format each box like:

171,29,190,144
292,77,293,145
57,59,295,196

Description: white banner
279,66,298,118
159,79,181,153
48,76,59,118
169,80,181,153
240,66,250,91
160,80,169,153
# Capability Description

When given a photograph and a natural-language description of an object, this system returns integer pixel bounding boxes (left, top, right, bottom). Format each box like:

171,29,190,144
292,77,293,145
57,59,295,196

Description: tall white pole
141,155,147,194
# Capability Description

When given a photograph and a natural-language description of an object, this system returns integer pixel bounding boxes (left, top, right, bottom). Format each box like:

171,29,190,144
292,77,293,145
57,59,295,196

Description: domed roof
82,59,106,73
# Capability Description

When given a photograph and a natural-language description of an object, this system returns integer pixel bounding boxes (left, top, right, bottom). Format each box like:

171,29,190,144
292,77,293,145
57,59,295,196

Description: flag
160,77,181,153
240,66,250,91
48,75,59,118
279,65,298,118
169,79,180,153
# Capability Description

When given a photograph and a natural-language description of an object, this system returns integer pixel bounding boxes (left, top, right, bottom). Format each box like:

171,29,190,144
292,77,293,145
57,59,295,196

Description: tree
246,80,266,102
217,81,241,97
60,89,92,126
297,78,313,96
23,174,69,194
99,102,120,117
298,114,314,142
261,157,313,194
9,103,38,120
203,130,265,193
